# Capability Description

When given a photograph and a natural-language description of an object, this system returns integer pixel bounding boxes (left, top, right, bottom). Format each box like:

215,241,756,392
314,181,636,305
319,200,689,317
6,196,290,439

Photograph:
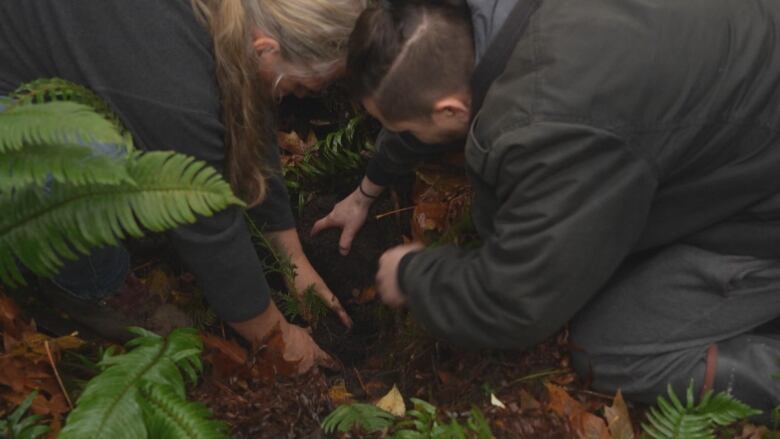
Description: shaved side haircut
347,0,474,122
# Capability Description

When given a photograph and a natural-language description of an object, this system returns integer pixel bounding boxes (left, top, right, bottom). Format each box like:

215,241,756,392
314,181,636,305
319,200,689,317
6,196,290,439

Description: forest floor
0,95,777,438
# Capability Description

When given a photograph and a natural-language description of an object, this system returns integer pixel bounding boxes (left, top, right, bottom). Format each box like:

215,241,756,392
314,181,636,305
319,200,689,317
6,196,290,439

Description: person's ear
431,96,471,126
253,34,280,60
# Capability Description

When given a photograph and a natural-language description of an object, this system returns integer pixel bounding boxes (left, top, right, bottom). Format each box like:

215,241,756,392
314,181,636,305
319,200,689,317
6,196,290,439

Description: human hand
311,178,383,255
376,242,424,308
278,319,338,373
228,302,337,373
292,257,353,328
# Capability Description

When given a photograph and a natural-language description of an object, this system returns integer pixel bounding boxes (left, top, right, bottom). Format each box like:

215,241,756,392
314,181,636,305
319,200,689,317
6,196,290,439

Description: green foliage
59,327,228,439
393,399,492,439
139,384,229,439
0,80,244,287
11,77,134,148
284,115,371,213
642,383,761,439
0,391,50,439
245,215,328,326
321,398,493,438
0,151,243,286
321,403,396,434
279,284,329,327
0,101,128,154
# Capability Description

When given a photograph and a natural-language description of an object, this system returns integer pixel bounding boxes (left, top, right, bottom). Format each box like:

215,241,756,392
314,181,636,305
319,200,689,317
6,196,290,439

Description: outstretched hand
311,179,383,255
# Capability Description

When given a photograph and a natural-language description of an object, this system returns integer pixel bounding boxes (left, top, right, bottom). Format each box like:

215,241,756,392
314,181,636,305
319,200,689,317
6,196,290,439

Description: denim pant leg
0,100,131,300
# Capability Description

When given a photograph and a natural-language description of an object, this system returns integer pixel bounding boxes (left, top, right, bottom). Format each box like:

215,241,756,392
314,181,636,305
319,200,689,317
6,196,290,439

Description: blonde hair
191,0,365,206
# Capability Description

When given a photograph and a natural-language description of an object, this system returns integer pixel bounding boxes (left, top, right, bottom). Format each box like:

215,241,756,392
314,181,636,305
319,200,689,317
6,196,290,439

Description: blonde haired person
0,0,364,372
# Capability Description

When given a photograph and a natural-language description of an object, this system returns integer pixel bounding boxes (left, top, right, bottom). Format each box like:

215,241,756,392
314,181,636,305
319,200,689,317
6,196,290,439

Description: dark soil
297,193,406,304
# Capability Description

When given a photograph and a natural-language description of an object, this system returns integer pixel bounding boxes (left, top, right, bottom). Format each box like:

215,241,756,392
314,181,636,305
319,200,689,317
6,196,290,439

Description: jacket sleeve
399,122,658,349
104,90,274,323
366,129,462,185
247,131,295,232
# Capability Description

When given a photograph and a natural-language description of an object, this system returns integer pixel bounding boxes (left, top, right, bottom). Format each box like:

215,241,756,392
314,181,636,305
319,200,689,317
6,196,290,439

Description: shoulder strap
470,0,541,115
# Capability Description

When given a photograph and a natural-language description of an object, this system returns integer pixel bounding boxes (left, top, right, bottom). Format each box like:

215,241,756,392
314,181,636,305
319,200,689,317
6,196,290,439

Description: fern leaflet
0,151,244,286
642,383,761,439
0,101,126,153
59,328,203,439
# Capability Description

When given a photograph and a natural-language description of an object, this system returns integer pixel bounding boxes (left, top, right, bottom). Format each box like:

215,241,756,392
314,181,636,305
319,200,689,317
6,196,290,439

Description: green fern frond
0,391,51,439
139,384,229,439
0,141,131,191
321,403,396,434
11,78,134,148
59,328,203,439
642,383,761,439
0,151,244,286
0,101,126,153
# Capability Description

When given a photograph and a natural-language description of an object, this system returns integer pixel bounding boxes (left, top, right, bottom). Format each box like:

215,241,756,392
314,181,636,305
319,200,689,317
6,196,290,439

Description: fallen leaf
144,268,173,299
491,393,506,409
546,383,611,439
519,389,541,411
375,385,406,417
278,131,304,155
355,286,377,304
604,391,634,439
328,381,354,405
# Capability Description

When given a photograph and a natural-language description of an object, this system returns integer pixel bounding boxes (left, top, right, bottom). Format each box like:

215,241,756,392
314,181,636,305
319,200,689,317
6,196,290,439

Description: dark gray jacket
390,0,780,349
0,0,294,322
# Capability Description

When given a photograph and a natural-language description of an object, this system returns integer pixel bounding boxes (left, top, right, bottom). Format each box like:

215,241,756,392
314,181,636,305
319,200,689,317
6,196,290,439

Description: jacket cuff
397,250,422,298
366,157,400,187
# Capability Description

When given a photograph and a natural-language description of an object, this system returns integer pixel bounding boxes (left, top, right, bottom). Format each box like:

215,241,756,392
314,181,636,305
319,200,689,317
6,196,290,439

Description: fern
284,115,370,213
0,151,244,286
642,383,761,439
58,327,206,439
0,101,127,153
11,77,134,148
0,141,131,191
0,391,50,439
321,403,396,434
139,384,229,439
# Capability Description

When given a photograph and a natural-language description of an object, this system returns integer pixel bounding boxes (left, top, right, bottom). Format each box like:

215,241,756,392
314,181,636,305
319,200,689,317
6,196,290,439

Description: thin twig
375,206,416,220
504,369,568,388
353,367,369,396
44,340,73,409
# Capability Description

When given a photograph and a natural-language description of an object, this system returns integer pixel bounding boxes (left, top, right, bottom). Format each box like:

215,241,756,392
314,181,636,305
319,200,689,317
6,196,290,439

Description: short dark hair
347,0,474,123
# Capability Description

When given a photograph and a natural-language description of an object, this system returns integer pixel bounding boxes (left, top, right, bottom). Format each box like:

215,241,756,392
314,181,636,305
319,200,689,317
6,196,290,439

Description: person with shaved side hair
313,0,780,413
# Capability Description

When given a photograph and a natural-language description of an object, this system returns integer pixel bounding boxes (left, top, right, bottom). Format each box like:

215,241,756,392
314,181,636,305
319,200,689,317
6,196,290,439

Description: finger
315,348,341,371
311,216,335,237
315,285,354,329
338,226,358,256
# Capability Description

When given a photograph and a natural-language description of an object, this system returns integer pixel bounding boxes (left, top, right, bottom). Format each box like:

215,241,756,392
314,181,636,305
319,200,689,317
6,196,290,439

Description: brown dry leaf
546,383,611,439
201,333,248,380
278,129,316,155
278,131,306,155
328,381,354,405
355,286,377,304
375,385,405,417
144,268,173,299
253,325,300,380
0,293,21,327
604,391,634,439
519,389,541,411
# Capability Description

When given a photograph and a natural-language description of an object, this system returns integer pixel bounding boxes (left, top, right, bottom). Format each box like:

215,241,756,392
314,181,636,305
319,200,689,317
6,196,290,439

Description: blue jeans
1,100,130,300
